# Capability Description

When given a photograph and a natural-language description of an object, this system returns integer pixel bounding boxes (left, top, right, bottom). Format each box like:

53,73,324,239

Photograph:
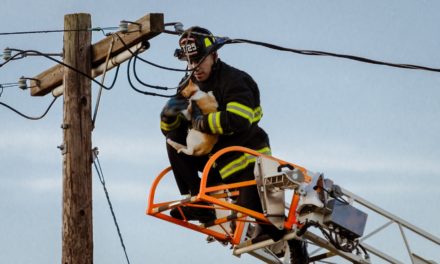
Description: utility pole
61,13,93,264
29,12,163,263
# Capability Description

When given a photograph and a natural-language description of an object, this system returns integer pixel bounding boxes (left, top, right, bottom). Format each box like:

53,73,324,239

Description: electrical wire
113,33,189,72
0,83,19,87
113,32,214,93
133,53,171,90
0,96,58,120
126,47,175,98
101,64,120,90
0,50,29,68
0,48,119,120
92,150,131,264
163,29,440,73
227,38,440,73
165,28,440,72
134,54,189,72
112,31,194,92
0,83,19,97
0,27,119,36
4,49,120,90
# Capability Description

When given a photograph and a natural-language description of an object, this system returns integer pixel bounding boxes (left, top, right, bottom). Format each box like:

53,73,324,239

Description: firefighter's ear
212,52,218,62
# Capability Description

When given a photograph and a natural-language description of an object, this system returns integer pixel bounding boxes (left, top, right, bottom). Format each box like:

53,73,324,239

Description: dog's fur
166,80,219,156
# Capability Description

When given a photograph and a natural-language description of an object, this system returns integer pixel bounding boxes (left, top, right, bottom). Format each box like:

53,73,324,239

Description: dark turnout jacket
161,60,271,180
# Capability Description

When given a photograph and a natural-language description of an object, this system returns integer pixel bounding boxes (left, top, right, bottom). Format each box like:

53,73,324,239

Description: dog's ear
180,80,199,98
180,82,190,98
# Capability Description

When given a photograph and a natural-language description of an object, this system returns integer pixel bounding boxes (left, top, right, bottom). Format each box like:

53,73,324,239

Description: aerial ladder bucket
146,146,439,263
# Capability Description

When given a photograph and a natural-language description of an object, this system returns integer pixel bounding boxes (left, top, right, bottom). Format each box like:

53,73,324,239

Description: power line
113,32,193,91
0,27,119,36
0,50,29,68
126,48,175,98
227,38,440,73
113,33,202,93
0,96,58,120
132,52,177,91
2,49,120,90
92,149,131,264
162,30,440,73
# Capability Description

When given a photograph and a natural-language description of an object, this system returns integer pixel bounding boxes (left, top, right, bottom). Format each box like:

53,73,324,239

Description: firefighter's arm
160,95,189,136
192,77,258,135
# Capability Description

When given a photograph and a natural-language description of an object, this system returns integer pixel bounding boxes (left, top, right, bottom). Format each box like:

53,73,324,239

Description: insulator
3,47,12,60
174,23,184,34
18,76,27,90
119,21,129,33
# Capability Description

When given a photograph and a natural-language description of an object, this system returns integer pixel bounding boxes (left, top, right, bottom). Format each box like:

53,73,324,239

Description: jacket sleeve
159,92,190,136
160,113,187,136
198,74,261,135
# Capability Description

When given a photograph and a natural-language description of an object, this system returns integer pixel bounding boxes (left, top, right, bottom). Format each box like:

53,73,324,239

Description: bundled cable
126,46,176,98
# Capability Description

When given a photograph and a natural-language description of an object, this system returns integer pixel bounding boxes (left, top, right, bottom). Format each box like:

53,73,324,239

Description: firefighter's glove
160,96,188,123
191,100,206,132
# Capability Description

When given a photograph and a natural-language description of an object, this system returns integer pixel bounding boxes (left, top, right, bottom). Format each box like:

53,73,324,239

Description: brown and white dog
166,80,219,156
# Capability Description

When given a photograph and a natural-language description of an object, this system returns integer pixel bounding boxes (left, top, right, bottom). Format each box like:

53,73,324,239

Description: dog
166,80,219,156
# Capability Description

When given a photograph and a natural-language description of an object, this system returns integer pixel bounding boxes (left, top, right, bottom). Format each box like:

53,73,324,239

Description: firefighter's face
188,54,215,82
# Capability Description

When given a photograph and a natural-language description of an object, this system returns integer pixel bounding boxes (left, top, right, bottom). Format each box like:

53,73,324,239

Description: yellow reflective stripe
252,106,263,123
204,37,212,48
227,102,254,123
220,147,271,179
208,112,223,134
160,115,182,131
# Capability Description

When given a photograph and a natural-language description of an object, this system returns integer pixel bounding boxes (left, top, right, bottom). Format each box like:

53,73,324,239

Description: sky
1,0,439,263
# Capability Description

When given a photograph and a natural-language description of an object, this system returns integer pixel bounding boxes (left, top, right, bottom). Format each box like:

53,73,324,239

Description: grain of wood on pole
62,13,93,264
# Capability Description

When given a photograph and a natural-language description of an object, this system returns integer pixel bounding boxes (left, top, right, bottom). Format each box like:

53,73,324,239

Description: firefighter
160,26,308,263
160,26,270,221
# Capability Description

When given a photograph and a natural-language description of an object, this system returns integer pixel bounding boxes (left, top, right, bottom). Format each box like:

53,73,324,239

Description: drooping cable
112,32,194,93
0,96,58,120
126,47,175,98
4,48,120,90
112,33,189,72
133,53,171,90
92,149,131,264
0,50,29,68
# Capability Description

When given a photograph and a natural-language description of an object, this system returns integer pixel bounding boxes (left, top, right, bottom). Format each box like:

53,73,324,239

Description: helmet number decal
181,43,198,55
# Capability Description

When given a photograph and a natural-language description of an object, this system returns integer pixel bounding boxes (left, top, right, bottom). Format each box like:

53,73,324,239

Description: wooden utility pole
28,12,163,264
61,13,93,264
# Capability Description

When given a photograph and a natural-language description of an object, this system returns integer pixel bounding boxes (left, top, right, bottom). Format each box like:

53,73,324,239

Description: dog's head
180,79,199,99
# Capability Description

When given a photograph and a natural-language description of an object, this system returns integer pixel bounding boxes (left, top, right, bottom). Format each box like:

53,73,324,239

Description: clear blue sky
1,1,439,263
